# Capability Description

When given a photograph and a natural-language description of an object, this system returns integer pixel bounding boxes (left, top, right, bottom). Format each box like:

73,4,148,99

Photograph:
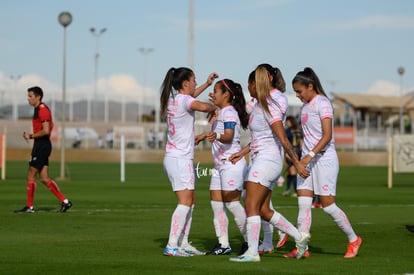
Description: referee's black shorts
29,139,52,171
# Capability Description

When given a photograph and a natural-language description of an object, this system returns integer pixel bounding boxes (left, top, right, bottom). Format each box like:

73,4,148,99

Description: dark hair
292,67,327,97
217,79,249,129
248,70,255,84
286,115,299,130
28,86,44,101
160,67,194,118
257,63,286,92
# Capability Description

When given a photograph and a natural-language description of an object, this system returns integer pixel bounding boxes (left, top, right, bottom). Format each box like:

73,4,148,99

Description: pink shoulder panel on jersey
222,107,237,122
318,96,333,119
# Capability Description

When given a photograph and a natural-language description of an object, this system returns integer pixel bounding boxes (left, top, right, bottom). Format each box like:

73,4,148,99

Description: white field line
80,203,414,214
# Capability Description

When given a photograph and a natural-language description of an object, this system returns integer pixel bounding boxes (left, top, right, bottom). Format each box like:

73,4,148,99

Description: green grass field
0,161,413,275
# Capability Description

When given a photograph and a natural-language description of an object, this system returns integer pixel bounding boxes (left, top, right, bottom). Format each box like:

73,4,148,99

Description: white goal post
0,131,5,180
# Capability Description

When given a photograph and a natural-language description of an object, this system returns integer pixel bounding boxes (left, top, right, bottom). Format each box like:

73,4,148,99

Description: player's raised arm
193,72,218,98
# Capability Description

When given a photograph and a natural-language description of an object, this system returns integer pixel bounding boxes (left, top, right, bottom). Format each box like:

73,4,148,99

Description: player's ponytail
292,67,328,98
255,65,272,115
220,79,249,130
160,68,175,118
256,64,286,93
273,67,286,92
160,67,194,118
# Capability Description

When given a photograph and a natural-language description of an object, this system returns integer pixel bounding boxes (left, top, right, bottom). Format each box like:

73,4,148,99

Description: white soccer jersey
249,89,287,159
211,105,242,167
165,93,196,159
300,94,336,158
246,98,256,115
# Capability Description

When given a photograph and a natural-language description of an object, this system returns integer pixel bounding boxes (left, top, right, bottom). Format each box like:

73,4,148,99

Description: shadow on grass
155,236,224,253
36,207,60,212
155,237,169,249
273,240,344,257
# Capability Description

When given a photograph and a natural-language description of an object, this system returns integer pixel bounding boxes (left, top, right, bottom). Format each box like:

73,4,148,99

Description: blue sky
0,0,413,106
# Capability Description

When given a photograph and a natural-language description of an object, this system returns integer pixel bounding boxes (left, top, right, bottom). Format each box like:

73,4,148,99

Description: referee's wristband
215,132,221,141
308,151,315,158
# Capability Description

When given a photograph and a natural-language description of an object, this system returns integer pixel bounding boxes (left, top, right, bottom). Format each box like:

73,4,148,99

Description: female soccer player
285,67,362,259
195,79,249,256
246,68,289,254
229,64,310,262
161,67,218,256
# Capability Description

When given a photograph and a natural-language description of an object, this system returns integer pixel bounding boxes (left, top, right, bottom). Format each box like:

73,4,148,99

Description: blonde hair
255,65,272,114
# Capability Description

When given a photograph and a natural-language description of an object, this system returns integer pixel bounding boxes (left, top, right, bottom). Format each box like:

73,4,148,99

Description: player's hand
300,155,312,167
208,92,215,103
23,132,30,141
285,152,292,162
206,99,218,123
229,151,243,164
195,133,206,145
295,161,310,178
206,72,219,86
206,131,216,143
206,108,217,123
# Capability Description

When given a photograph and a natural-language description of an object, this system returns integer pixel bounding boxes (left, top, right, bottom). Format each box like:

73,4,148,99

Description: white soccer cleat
163,246,192,257
181,243,206,256
229,252,260,262
295,232,311,259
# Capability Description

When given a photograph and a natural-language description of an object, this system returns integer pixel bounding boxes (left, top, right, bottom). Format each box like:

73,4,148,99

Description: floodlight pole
137,48,154,124
58,11,72,179
398,67,405,134
89,27,107,122
10,75,21,121
188,0,194,69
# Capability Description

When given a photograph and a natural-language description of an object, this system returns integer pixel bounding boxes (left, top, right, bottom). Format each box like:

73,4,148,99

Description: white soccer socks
225,201,247,241
211,201,229,247
297,196,313,233
323,203,358,243
168,204,191,247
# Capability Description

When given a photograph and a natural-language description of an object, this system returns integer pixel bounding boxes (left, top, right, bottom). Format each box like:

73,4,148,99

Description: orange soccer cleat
276,231,289,248
344,236,362,258
283,247,310,259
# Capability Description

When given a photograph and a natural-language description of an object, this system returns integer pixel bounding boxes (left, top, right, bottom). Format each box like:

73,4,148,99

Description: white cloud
364,80,411,96
96,74,157,104
0,71,156,105
0,72,59,105
330,15,414,31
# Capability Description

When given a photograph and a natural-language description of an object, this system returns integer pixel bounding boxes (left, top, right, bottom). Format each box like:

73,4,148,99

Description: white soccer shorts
297,156,339,196
163,156,195,191
210,160,246,191
246,157,283,191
